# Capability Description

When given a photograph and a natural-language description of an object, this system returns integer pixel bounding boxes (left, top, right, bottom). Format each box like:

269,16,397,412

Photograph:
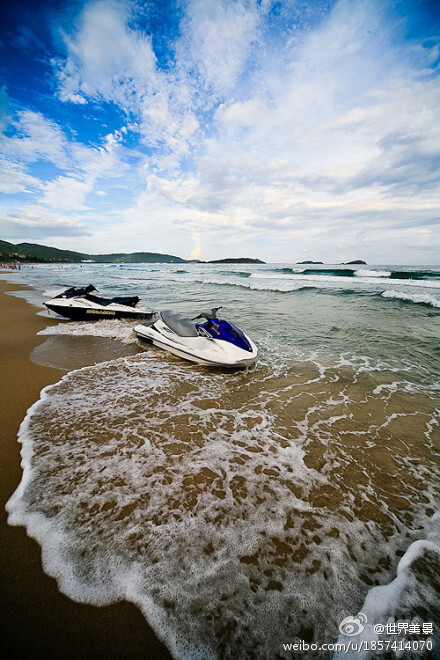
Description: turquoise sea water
4,262,440,658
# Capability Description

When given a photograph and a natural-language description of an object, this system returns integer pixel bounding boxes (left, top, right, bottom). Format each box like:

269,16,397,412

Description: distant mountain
0,240,266,265
207,257,265,264
88,252,186,263
0,240,185,264
0,240,87,263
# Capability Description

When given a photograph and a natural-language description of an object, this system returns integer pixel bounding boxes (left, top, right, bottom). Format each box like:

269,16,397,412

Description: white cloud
0,157,41,194
53,0,199,158
38,130,131,211
1,109,68,167
41,176,94,210
0,84,134,214
55,0,157,104
0,205,91,239
178,0,262,98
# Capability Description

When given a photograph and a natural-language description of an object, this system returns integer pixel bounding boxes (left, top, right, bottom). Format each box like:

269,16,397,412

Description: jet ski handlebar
191,306,222,321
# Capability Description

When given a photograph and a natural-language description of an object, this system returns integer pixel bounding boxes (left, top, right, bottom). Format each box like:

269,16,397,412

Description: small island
342,260,367,265
207,258,265,264
296,260,324,264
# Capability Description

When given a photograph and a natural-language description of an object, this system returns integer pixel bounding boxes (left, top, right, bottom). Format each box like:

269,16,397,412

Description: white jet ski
133,307,258,367
44,284,155,321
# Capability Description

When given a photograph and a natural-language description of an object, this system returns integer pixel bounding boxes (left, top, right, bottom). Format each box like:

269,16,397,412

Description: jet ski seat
160,310,198,337
86,294,140,307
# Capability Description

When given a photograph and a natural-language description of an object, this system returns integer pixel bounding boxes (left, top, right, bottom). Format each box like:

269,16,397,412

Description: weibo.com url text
282,639,434,654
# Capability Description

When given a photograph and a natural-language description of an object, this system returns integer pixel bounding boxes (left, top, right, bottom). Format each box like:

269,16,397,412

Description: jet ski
133,307,258,368
44,284,155,321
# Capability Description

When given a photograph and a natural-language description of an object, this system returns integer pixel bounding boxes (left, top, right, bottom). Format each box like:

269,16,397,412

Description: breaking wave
381,290,440,308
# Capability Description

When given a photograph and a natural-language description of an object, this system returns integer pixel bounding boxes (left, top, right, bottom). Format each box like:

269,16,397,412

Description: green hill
0,240,185,264
91,252,186,264
0,240,85,262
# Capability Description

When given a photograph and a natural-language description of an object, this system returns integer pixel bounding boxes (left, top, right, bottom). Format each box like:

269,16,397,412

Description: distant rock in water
208,257,265,264
343,259,367,265
296,260,324,264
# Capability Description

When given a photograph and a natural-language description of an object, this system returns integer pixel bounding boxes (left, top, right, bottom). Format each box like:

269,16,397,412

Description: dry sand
0,276,171,659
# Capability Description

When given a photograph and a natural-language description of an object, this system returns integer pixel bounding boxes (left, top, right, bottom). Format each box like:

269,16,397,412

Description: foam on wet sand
0,275,171,659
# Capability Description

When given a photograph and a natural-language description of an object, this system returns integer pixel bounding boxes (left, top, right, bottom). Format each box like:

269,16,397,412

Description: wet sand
0,276,171,659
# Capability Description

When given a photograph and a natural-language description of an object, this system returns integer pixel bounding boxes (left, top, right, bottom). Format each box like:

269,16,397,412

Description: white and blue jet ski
133,307,258,368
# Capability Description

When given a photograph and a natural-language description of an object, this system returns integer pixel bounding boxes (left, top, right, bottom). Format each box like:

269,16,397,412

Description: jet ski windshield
56,284,97,299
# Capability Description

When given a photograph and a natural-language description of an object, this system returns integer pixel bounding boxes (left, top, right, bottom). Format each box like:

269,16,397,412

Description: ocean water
4,262,440,658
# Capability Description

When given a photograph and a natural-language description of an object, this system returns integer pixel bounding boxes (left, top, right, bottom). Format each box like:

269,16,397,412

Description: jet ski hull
134,318,258,368
45,298,155,321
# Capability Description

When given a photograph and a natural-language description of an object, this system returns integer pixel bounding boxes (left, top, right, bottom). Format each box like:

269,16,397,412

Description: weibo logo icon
339,613,368,636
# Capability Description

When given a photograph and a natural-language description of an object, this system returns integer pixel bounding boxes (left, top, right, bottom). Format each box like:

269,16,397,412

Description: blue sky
1,0,439,263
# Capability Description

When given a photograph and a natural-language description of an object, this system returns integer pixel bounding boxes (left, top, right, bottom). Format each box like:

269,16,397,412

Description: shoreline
0,276,171,659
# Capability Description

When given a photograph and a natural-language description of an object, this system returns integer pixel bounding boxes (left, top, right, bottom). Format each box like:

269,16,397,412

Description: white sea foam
6,352,440,658
250,272,349,284
381,289,440,308
177,275,311,293
334,529,440,659
387,279,440,290
355,269,392,278
38,320,138,343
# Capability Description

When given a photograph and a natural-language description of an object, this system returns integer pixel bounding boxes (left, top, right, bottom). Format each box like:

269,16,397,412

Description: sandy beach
0,276,171,659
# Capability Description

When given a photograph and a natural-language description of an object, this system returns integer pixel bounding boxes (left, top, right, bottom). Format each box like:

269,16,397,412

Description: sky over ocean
0,0,439,263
